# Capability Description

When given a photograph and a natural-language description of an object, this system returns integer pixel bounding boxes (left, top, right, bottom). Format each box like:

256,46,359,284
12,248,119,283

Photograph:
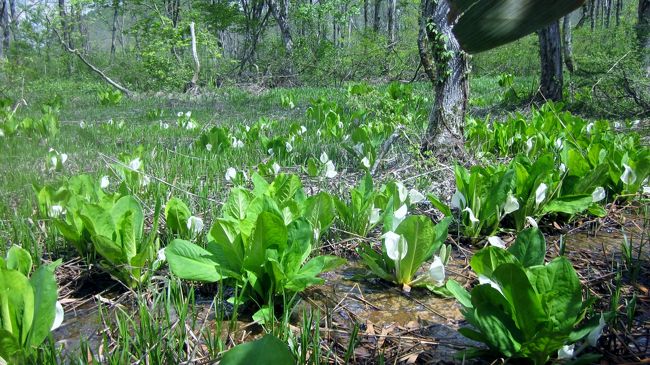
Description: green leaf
302,192,336,232
285,256,345,292
452,0,586,53
470,247,518,277
0,269,34,347
507,228,546,267
223,188,251,221
27,261,61,348
6,246,32,277
220,334,295,365
357,243,394,282
244,212,288,271
543,195,593,215
0,329,21,360
165,197,191,236
165,239,222,282
426,194,452,217
446,279,472,308
394,215,436,284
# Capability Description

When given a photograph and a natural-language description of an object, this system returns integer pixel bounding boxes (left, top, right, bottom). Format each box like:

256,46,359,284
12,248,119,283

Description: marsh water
51,229,642,362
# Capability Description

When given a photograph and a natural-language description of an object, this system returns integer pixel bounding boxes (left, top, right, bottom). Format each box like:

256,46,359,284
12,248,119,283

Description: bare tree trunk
387,0,395,50
1,0,9,56
110,0,119,62
373,0,380,32
563,16,576,72
75,3,90,53
639,0,650,76
616,0,622,26
590,0,596,30
269,0,294,80
186,22,200,93
417,0,435,84
605,0,611,27
364,0,368,29
538,20,564,102
421,0,469,156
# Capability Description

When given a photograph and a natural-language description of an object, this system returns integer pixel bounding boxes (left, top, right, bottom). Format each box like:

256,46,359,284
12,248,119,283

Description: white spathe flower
186,121,195,130
129,157,142,171
526,216,539,228
361,157,370,169
382,231,407,262
463,207,479,223
559,163,567,173
393,204,408,229
503,194,519,215
49,205,65,218
187,216,204,235
100,176,110,189
50,156,58,168
395,182,408,203
586,122,594,135
313,227,320,242
157,248,166,262
177,111,183,117
487,236,506,249
51,301,64,331
428,256,446,286
324,160,338,178
300,125,307,134
643,186,650,195
587,314,606,347
160,122,170,129
592,187,606,203
316,128,322,138
79,121,86,129
408,189,425,204
185,111,192,118
338,121,344,129
535,183,548,206
272,163,281,175
245,125,250,132
206,143,213,152
478,275,504,295
614,121,621,129
225,167,237,181
557,344,574,360
320,152,329,164
141,175,151,187
60,154,68,165
285,142,293,153
554,138,563,150
525,138,534,154
268,148,275,156
620,163,637,185
369,207,381,225
232,138,244,148
451,190,466,209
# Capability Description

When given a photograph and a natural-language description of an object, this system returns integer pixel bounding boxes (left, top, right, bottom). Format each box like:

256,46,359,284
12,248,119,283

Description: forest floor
1,78,648,364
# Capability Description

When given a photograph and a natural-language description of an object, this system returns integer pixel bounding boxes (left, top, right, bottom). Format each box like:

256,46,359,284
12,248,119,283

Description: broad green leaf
446,279,472,308
426,194,452,217
470,247,518,277
220,334,295,365
91,235,126,267
27,261,61,348
285,256,345,292
208,218,239,245
394,215,436,284
0,269,34,347
165,239,222,282
507,228,545,267
493,263,546,340
302,193,336,231
452,0,586,54
165,197,191,236
111,196,143,244
0,329,21,360
543,195,593,215
223,188,251,221
244,212,287,271
6,246,32,277
357,243,394,282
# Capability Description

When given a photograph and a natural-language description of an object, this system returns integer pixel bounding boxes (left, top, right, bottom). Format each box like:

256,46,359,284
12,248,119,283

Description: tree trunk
417,0,435,84
538,20,563,102
364,0,368,29
590,0,596,30
639,0,650,76
616,0,622,26
387,0,396,49
373,0,380,32
111,0,119,62
269,0,294,79
421,0,469,156
563,16,576,72
1,0,9,56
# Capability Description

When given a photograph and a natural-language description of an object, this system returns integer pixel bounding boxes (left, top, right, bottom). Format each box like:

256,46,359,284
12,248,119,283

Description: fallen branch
50,18,133,97
371,126,403,176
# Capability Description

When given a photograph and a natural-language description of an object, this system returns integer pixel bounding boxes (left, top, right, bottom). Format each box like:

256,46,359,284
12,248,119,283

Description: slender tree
563,16,576,72
538,20,563,101
373,0,380,32
1,0,9,57
387,0,396,49
269,0,294,78
639,0,650,76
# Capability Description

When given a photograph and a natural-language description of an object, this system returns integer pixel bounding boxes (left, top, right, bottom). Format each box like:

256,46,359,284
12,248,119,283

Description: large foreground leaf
452,0,585,53
220,334,295,365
